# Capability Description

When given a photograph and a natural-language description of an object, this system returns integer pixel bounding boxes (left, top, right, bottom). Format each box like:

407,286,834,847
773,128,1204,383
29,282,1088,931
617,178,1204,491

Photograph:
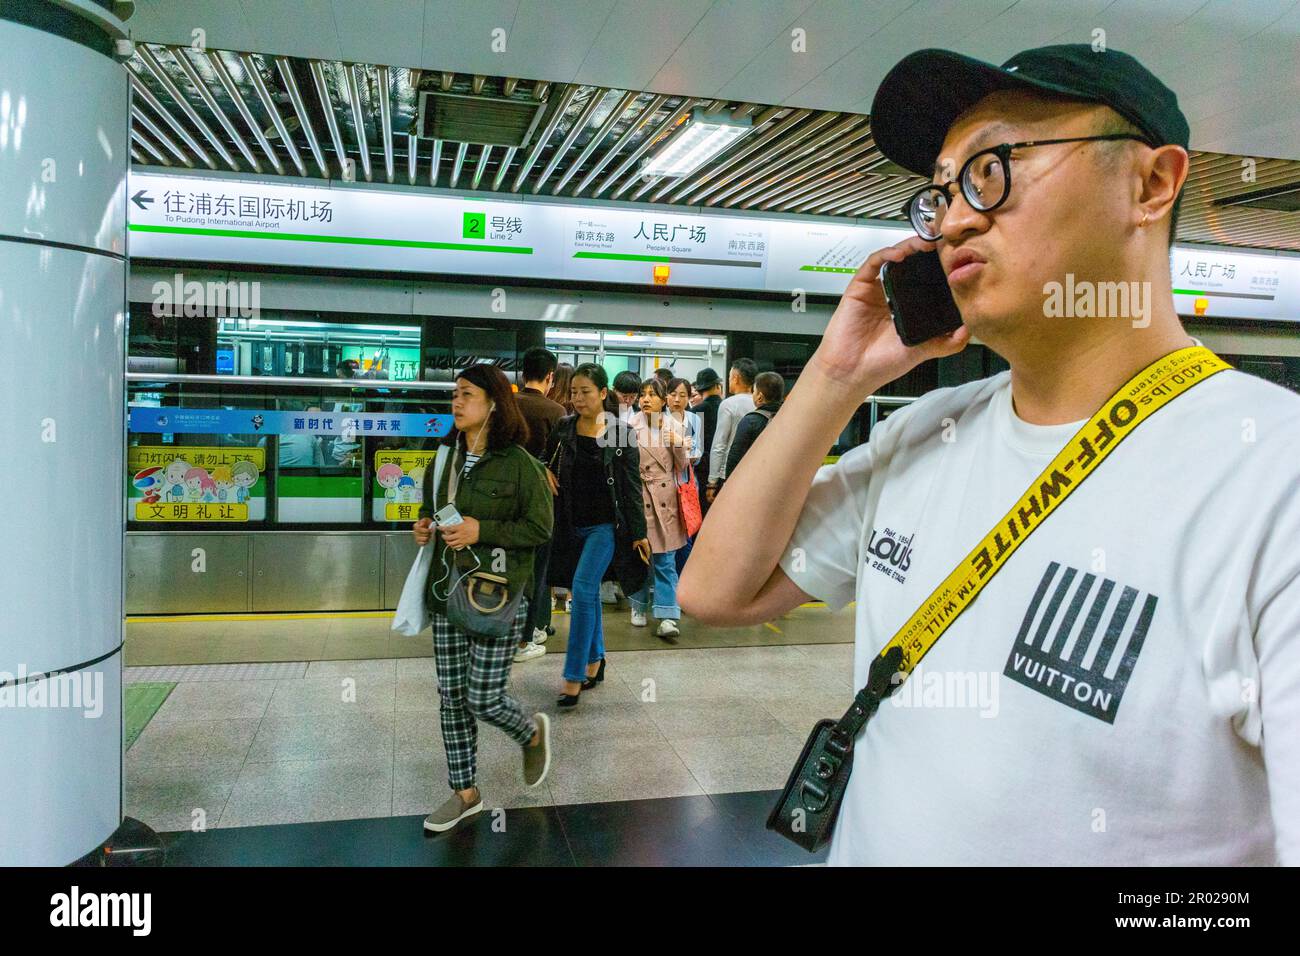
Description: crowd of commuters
410,346,781,832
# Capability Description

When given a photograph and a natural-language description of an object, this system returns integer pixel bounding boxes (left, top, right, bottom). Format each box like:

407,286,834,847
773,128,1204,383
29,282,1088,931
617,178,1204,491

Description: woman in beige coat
627,377,689,639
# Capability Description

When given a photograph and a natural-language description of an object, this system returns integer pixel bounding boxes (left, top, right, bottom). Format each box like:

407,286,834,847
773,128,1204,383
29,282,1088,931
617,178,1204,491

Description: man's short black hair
521,346,558,384
731,358,758,389
754,371,785,404
613,370,641,396
1096,112,1181,249
654,367,674,384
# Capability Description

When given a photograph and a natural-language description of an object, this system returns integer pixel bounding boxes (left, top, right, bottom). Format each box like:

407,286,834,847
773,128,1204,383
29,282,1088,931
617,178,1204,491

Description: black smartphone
879,251,964,347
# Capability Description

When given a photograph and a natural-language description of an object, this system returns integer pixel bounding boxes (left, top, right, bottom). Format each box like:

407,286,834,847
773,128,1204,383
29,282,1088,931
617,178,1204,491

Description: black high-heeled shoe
556,692,580,708
581,657,606,690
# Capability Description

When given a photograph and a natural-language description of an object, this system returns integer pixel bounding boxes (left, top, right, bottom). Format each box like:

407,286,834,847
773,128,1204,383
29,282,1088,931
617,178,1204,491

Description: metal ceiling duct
133,45,233,170
240,52,305,177
169,46,262,173
308,60,349,178
550,90,638,195
127,71,214,169
534,87,610,191
569,93,667,197
205,49,284,174
510,84,578,192
276,57,328,178
343,63,373,181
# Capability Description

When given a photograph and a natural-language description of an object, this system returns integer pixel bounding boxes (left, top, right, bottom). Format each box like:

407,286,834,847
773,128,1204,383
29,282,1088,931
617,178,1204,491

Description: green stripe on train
277,476,364,498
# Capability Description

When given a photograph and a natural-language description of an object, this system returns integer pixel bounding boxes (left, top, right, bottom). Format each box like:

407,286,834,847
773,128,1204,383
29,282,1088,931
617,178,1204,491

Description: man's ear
1138,144,1188,231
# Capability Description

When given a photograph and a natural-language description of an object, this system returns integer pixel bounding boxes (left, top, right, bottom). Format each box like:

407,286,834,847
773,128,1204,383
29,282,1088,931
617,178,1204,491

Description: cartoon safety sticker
373,450,431,522
128,447,263,521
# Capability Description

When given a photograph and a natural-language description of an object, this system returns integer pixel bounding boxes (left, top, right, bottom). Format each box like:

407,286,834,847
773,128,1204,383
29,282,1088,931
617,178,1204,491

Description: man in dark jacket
724,371,784,481
693,367,723,514
516,347,564,459
514,346,565,661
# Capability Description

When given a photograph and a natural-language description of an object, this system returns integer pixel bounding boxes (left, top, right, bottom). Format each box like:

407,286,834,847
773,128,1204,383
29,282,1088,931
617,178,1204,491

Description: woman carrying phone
412,363,554,834
628,378,690,639
544,363,649,707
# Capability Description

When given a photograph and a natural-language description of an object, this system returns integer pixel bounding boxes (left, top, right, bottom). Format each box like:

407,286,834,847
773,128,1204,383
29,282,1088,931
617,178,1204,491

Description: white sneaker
656,619,681,638
514,641,546,662
532,627,549,646
630,610,647,627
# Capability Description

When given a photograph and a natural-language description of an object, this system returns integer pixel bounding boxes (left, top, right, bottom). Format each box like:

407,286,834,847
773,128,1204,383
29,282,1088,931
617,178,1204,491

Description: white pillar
0,1,131,865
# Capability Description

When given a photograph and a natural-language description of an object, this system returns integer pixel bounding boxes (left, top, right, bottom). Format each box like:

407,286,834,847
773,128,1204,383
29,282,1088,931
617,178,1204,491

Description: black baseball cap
693,367,721,390
870,44,1190,177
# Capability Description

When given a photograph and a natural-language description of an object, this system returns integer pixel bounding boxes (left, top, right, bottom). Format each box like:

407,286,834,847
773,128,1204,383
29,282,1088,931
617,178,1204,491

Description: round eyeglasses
902,134,1155,241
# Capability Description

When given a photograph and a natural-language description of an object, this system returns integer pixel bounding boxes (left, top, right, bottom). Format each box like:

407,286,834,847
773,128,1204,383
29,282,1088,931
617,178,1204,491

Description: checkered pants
431,600,536,792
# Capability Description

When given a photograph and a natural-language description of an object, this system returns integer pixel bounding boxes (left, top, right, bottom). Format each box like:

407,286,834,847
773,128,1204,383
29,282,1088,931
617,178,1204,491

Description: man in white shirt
612,370,641,424
680,44,1300,865
705,358,757,502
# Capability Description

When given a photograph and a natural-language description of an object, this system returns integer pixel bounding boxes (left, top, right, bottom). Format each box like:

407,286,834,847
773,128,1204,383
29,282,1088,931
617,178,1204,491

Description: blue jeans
631,551,681,620
564,523,615,683
674,535,694,575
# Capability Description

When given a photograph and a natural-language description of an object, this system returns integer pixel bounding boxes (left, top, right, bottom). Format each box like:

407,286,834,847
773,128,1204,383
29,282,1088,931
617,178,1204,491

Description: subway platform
123,606,851,865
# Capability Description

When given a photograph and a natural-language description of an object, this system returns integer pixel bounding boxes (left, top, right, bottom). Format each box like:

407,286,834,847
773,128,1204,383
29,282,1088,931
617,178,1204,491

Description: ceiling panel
790,0,1014,112
647,0,819,96
573,0,715,90
238,0,342,62
715,0,914,106
418,0,522,74
130,0,259,51
329,0,425,68
955,0,1117,66
500,0,623,82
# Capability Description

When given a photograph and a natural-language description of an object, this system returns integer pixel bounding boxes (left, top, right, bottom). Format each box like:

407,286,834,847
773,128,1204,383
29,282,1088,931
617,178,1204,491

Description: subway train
124,256,1300,615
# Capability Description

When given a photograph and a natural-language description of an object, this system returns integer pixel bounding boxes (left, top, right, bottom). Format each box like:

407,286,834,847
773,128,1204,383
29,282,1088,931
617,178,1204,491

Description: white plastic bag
391,445,449,636
391,543,434,636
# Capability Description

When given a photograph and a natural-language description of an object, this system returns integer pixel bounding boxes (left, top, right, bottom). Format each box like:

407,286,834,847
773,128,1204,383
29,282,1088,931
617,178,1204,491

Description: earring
1139,212,1149,228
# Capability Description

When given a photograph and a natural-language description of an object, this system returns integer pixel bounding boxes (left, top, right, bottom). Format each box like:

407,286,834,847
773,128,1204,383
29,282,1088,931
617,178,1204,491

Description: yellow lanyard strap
850,346,1231,719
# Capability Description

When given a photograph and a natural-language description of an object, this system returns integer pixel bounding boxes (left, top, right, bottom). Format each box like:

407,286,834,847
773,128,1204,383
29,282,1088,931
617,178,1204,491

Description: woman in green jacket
412,363,554,834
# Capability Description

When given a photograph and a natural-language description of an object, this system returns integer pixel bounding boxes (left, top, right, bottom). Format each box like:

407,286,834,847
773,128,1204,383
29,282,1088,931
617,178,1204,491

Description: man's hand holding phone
807,237,970,399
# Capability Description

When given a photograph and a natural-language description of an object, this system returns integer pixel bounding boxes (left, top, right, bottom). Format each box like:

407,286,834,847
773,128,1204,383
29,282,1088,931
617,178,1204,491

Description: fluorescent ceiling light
641,109,752,178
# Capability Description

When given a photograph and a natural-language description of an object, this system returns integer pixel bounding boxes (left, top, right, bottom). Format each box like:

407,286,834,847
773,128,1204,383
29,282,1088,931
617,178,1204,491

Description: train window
452,326,517,370
752,339,813,381
127,379,452,531
214,314,420,380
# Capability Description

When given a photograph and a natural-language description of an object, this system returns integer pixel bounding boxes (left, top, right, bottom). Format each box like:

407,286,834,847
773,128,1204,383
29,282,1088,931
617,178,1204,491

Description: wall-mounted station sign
127,170,1300,321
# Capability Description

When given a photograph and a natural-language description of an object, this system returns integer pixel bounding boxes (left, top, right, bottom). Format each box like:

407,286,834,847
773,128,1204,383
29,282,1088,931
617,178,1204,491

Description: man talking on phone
679,45,1300,865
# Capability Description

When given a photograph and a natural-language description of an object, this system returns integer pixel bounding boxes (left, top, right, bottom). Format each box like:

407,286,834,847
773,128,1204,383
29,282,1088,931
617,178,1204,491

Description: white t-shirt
710,392,756,481
779,368,1300,865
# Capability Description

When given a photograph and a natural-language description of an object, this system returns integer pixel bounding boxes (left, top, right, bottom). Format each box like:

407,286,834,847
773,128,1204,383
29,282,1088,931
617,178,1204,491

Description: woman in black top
544,363,649,706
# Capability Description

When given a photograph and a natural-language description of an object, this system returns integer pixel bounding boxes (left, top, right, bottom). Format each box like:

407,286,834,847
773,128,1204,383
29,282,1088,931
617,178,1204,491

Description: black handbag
766,646,902,852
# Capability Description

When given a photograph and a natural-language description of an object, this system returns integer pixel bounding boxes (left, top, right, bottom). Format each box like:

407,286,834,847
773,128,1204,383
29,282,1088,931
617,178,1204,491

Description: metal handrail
125,372,455,391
